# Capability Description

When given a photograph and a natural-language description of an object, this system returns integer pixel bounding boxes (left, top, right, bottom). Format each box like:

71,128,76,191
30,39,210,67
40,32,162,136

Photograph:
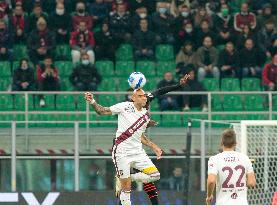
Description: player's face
132,90,147,107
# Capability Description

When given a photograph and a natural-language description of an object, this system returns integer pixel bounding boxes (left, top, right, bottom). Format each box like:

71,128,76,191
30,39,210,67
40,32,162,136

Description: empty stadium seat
115,44,133,60
98,77,117,91
155,44,174,61
55,44,71,60
244,95,265,111
136,61,156,76
13,45,28,60
55,61,72,77
203,78,220,91
0,61,11,77
115,61,135,76
161,114,183,127
95,60,114,76
241,78,261,91
156,61,176,76
0,78,10,91
223,95,243,111
221,78,240,91
272,95,277,111
211,94,223,111
56,94,76,111
97,95,117,106
143,77,158,91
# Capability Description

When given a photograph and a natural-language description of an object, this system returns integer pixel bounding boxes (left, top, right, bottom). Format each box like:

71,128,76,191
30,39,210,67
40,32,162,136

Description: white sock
131,172,160,183
120,190,131,205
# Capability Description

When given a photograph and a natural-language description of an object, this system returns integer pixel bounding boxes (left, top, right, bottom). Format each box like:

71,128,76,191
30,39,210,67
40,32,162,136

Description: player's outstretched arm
246,172,256,188
141,134,162,160
147,74,190,102
206,174,216,205
84,92,112,115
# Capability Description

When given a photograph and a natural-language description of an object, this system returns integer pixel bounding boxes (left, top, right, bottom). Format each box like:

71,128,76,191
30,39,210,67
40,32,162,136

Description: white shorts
112,145,157,179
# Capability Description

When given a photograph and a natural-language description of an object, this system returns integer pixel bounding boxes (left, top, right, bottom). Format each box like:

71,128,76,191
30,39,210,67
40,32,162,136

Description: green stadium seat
60,78,74,91
223,95,243,111
241,78,261,91
155,44,174,61
143,77,158,91
55,44,71,60
95,60,114,76
161,114,182,127
76,94,87,111
115,44,133,60
97,95,117,106
211,94,223,111
221,78,240,91
115,61,135,76
98,77,117,91
244,95,265,111
94,115,117,127
34,95,56,111
55,61,72,77
56,94,76,111
149,99,159,111
116,77,130,91
0,61,11,77
272,94,277,111
0,77,11,91
245,114,268,120
0,95,13,111
13,45,28,60
203,78,220,91
156,61,176,76
136,61,156,76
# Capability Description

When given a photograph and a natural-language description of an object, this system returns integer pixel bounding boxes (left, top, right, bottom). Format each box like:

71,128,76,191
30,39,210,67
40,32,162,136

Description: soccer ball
128,72,147,89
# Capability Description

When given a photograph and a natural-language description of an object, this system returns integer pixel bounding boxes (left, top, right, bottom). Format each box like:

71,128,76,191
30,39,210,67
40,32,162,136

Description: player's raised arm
84,92,112,115
147,74,190,102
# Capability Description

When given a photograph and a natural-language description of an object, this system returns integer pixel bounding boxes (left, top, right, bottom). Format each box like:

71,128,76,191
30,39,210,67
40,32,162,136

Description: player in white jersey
85,89,162,205
206,129,256,205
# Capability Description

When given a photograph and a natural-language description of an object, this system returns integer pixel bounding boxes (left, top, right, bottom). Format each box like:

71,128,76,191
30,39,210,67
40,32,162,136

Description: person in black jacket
94,21,116,61
218,42,240,78
69,53,102,91
49,2,71,44
133,18,156,60
12,58,35,91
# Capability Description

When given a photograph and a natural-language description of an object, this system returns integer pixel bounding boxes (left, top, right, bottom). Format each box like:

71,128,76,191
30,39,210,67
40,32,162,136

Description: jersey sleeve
208,156,218,175
109,102,126,115
245,156,254,174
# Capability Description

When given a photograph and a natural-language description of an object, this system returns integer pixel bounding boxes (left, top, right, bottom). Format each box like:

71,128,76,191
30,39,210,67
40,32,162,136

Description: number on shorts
222,165,246,188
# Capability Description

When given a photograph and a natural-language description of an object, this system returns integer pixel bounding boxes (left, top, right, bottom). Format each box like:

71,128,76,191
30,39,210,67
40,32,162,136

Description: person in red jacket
72,1,93,31
262,53,277,91
37,56,60,107
234,3,256,32
70,21,95,65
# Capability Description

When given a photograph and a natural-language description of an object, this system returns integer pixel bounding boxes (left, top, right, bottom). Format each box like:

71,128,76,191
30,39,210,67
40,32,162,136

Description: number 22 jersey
208,151,254,205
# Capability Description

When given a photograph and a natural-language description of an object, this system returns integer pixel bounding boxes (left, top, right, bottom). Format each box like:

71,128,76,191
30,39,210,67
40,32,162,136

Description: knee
149,171,160,182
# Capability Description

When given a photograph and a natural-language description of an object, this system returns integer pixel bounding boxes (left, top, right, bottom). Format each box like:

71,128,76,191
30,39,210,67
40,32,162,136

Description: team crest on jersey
231,193,238,199
124,105,135,113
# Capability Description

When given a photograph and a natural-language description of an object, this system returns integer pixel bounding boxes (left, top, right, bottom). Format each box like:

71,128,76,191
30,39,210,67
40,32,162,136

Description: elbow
247,180,256,188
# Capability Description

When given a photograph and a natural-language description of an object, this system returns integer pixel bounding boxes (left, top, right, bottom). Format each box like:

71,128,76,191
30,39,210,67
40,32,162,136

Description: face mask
56,9,65,15
159,7,167,14
139,13,147,18
78,8,85,14
82,60,90,65
21,65,28,70
221,8,229,16
181,11,189,17
185,28,192,33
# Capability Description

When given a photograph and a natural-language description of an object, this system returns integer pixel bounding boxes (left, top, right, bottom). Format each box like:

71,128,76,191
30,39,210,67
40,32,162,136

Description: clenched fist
84,92,94,104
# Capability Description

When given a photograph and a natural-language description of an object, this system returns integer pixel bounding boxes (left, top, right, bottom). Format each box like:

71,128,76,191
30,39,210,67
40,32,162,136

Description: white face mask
56,9,65,15
181,11,189,17
139,13,147,18
82,60,90,65
185,28,192,33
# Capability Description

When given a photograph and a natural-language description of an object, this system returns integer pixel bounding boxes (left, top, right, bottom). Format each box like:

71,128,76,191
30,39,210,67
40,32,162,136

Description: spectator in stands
195,19,216,47
157,72,179,111
133,18,155,60
70,21,95,65
257,20,277,58
176,41,196,65
257,3,277,30
234,3,256,32
37,56,60,107
180,64,207,111
131,6,151,31
27,17,55,65
129,0,155,14
69,53,102,91
269,38,277,56
0,0,9,24
109,2,132,44
0,20,12,61
88,0,109,27
176,21,196,50
262,53,277,91
218,42,240,78
29,3,48,31
12,58,35,91
10,5,29,44
72,1,93,31
194,7,213,28
49,2,71,44
212,3,234,45
175,4,193,29
166,167,185,191
195,36,219,82
235,24,256,50
94,21,115,61
239,38,266,78
152,1,175,44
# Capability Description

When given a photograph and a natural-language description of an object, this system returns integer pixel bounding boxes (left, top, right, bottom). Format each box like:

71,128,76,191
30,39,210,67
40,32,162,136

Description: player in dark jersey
117,74,190,205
